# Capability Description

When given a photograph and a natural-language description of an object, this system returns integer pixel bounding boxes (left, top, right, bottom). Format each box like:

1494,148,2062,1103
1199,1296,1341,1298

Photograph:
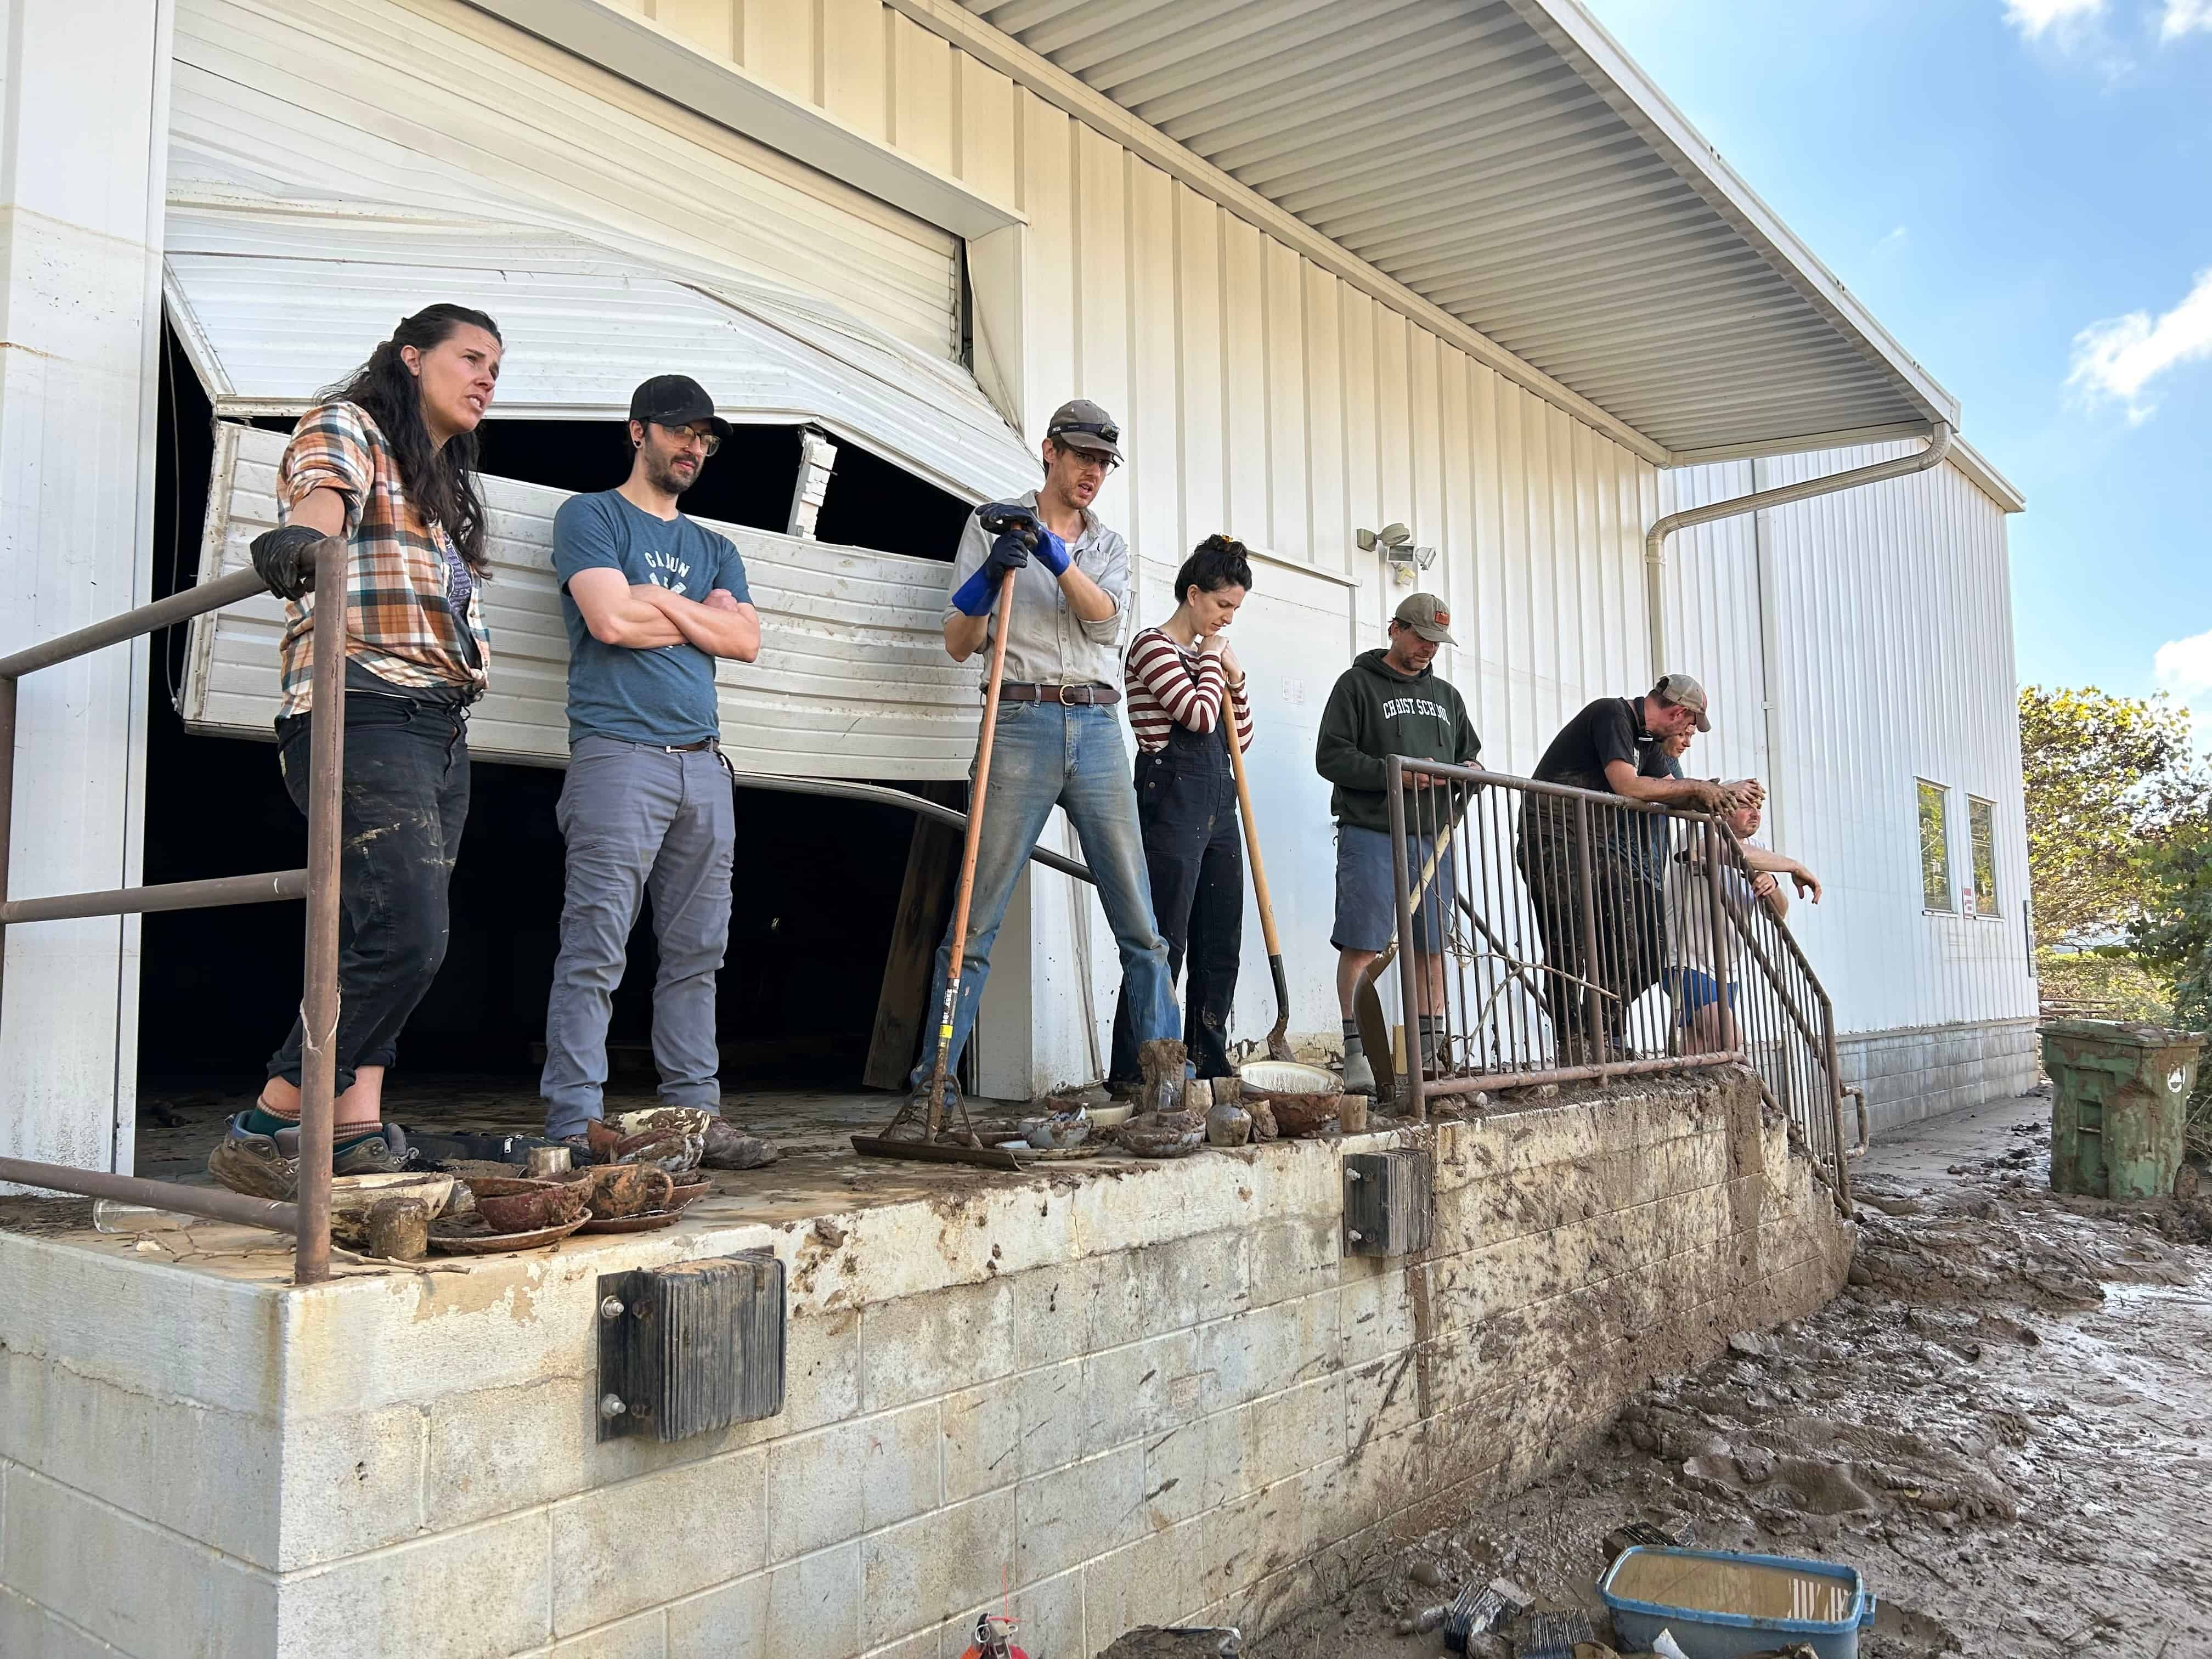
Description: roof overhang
951,0,1963,464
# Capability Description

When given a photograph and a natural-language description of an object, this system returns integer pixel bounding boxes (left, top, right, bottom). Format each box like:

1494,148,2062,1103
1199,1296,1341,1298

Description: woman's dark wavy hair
1172,533,1255,603
321,304,502,575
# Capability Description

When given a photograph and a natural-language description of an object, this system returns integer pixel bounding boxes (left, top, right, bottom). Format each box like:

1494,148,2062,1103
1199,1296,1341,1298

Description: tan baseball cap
1391,591,1458,646
1045,398,1122,464
1654,672,1712,732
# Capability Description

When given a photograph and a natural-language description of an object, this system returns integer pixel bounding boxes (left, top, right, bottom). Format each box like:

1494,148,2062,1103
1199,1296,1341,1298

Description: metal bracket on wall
1344,1149,1435,1256
596,1251,786,1442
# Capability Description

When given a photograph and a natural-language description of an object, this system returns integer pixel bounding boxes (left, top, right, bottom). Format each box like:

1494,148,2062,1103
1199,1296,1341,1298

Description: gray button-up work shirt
939,491,1128,686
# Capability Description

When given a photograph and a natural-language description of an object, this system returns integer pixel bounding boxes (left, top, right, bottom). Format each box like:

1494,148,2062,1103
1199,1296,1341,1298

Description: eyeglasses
1048,421,1120,470
653,421,722,456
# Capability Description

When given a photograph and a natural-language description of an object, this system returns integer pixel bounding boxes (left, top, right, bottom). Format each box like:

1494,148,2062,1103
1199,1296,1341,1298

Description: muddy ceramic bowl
466,1176,590,1233
562,1163,674,1218
1263,1092,1342,1138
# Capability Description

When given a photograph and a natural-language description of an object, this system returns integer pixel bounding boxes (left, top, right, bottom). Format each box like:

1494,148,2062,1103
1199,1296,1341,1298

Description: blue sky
1583,0,2212,724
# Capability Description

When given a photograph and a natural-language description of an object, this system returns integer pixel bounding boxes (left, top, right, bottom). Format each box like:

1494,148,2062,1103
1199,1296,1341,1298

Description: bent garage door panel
184,425,983,780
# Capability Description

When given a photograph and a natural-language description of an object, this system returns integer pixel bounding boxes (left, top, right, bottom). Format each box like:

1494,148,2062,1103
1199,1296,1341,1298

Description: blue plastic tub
1598,1546,1876,1658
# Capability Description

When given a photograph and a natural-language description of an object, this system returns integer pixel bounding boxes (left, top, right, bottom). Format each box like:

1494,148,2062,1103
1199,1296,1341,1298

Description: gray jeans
541,736,735,1138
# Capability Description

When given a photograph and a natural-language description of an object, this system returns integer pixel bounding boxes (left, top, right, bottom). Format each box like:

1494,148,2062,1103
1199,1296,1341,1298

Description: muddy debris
1244,1101,2212,1659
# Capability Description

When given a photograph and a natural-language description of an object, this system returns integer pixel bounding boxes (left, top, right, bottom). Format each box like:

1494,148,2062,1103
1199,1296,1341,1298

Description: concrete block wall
1840,1016,2040,1138
0,1069,1851,1658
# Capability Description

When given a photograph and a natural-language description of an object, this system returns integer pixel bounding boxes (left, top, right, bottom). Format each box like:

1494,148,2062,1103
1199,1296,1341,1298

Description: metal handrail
0,545,344,1283
1378,756,1850,1200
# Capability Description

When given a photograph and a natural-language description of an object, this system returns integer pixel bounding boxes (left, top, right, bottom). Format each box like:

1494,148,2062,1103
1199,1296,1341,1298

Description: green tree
2018,686,2202,950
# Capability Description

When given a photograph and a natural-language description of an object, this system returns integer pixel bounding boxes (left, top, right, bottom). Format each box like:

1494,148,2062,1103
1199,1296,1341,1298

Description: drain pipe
1643,422,1954,676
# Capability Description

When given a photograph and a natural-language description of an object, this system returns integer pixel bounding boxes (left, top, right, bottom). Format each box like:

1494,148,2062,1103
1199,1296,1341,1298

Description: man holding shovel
899,400,1179,1124
1315,594,1483,1093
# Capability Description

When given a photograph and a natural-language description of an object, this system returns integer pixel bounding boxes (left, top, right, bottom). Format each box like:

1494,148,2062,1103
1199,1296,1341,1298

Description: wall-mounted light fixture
1356,522,1437,586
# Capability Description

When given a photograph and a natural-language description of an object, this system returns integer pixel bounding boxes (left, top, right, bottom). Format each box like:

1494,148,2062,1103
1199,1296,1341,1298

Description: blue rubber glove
950,532,1029,617
974,501,1069,577
1030,523,1071,577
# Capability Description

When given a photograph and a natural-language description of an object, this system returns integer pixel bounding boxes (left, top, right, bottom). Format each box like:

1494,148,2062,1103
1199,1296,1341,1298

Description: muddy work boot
207,1115,413,1199
207,1111,300,1200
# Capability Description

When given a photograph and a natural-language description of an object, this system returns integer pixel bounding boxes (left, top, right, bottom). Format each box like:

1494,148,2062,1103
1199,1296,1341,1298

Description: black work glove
250,523,328,601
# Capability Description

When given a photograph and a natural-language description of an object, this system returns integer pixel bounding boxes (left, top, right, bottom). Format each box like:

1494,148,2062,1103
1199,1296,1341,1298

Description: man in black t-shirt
1519,675,1759,1060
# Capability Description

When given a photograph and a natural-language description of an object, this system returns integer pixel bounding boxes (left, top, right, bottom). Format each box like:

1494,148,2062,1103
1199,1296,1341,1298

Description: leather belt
1000,682,1121,706
651,738,716,753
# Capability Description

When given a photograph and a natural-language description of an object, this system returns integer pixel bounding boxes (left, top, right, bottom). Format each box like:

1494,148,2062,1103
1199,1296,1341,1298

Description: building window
1967,797,2000,917
1917,780,1953,912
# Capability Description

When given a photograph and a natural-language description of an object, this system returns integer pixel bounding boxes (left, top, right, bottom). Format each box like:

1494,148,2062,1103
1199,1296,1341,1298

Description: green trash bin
2040,1020,2204,1200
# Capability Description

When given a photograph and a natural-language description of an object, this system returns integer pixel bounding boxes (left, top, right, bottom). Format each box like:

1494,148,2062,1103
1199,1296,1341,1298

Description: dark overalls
1108,714,1245,1082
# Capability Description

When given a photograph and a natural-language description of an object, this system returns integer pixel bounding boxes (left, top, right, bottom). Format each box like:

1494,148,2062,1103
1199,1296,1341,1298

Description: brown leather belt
1000,682,1121,706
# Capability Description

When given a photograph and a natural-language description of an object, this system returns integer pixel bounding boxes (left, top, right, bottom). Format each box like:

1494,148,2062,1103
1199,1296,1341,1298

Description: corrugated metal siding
1658,457,1768,788
947,0,1944,455
186,425,985,777
164,202,1032,502
172,0,961,358
1664,447,2035,1041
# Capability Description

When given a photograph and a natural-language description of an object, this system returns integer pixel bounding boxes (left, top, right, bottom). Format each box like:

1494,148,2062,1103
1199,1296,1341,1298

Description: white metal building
1,0,2033,1176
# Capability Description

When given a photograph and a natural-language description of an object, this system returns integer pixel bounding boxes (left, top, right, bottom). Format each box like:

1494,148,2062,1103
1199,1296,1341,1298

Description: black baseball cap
629,375,732,440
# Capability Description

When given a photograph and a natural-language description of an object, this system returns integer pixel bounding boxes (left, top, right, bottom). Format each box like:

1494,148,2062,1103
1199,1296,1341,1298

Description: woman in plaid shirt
210,304,505,1198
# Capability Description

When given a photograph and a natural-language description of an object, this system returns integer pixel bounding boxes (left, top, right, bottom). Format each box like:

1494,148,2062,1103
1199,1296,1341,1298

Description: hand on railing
250,526,325,601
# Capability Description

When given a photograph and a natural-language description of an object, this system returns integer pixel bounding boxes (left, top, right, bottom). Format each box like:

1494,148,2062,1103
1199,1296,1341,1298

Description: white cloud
2067,267,2212,422
2163,0,2212,39
2155,632,2212,752
2004,0,2103,37
2157,630,2212,699
1874,225,1910,255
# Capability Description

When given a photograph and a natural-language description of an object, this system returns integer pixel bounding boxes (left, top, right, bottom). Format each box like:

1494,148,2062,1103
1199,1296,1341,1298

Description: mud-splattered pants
540,736,735,1139
1108,720,1244,1082
264,689,470,1094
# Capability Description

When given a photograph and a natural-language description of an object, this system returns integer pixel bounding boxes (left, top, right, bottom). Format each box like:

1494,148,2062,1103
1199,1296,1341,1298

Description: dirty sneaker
207,1111,300,1200
882,1079,962,1142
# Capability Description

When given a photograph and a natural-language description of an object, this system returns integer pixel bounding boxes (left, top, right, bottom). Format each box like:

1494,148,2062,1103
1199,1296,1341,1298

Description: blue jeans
909,702,1178,1092
541,736,736,1138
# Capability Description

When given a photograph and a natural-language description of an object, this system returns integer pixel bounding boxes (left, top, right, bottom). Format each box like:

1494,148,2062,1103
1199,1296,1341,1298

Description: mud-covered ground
1249,1091,2212,1659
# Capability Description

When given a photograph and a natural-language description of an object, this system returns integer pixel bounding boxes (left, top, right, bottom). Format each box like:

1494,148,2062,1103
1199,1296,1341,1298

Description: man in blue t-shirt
540,375,761,1143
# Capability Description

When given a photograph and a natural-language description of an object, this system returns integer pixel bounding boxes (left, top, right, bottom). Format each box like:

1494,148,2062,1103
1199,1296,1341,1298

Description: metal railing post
0,674,15,1036
294,537,347,1286
1821,992,1852,1209
1572,797,1604,1058
1386,758,1425,1122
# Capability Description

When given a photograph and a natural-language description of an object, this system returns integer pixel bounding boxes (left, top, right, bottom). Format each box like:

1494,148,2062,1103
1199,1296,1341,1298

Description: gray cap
1045,398,1122,464
1391,591,1458,646
1653,672,1711,732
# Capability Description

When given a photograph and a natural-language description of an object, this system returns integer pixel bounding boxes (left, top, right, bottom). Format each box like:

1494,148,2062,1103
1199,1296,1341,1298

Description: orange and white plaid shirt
273,401,492,716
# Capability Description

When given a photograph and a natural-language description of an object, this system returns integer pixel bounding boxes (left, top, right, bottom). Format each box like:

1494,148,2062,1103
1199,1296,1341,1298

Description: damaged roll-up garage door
166,207,1034,778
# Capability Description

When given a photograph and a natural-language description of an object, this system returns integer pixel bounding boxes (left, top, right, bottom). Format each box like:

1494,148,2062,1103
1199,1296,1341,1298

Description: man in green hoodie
1315,591,1482,1092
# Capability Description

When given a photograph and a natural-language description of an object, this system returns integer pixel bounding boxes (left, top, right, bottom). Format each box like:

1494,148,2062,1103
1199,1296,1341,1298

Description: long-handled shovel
1224,710,1296,1064
854,543,1031,1171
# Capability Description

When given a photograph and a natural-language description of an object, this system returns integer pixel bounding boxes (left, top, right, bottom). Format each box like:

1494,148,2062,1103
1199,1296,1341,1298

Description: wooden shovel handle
1224,701,1284,957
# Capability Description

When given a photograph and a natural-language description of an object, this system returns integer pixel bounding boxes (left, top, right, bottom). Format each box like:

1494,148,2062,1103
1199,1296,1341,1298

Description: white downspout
1643,421,1954,677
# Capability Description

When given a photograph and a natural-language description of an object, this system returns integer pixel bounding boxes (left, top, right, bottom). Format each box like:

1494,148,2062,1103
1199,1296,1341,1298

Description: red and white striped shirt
1125,626,1256,755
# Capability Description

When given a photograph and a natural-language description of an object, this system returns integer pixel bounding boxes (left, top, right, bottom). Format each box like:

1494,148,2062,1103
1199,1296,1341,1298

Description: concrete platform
0,1071,1853,1658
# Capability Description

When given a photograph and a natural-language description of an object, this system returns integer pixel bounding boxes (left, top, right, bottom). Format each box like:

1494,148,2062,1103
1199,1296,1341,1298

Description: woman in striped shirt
1108,534,1257,1087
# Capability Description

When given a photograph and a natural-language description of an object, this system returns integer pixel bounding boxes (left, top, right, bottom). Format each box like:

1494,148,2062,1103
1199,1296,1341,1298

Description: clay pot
1205,1097,1252,1147
565,1163,675,1218
466,1176,590,1233
1264,1092,1342,1138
